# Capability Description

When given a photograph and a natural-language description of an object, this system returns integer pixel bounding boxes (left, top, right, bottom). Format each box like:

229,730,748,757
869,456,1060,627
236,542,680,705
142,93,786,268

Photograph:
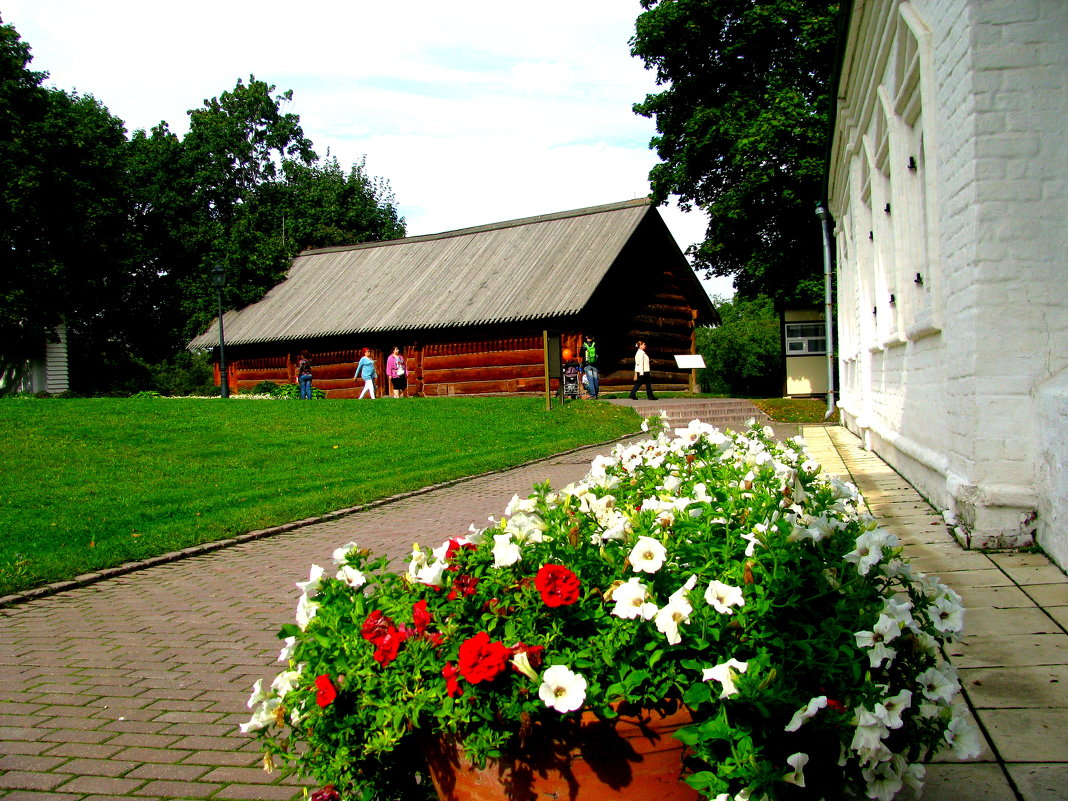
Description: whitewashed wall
828,0,1068,568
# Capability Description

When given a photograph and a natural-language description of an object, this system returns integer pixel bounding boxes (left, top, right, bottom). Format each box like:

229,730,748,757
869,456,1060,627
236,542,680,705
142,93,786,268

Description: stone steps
607,398,773,434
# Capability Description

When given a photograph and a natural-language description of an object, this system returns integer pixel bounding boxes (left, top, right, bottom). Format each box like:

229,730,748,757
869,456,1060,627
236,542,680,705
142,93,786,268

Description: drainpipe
815,203,836,420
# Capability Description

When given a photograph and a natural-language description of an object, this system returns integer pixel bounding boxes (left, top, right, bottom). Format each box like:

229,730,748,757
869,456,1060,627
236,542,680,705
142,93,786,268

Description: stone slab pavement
1,426,1065,801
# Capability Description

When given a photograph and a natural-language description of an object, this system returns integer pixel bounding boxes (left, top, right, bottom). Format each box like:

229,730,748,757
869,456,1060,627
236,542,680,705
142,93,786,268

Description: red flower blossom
447,573,479,600
314,674,337,708
361,610,393,644
457,631,511,684
412,600,433,634
444,538,476,561
534,564,581,607
310,785,340,801
373,626,407,666
442,661,464,698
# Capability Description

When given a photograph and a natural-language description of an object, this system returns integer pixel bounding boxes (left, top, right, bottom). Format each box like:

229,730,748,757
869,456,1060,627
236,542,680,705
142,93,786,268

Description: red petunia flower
457,631,511,684
314,674,337,708
372,626,407,666
442,661,464,698
412,600,433,634
447,573,479,601
444,538,477,561
310,785,340,801
534,564,581,607
361,610,393,644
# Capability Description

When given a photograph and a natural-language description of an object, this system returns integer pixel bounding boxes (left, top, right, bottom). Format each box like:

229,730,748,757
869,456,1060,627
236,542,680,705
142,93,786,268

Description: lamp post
210,263,229,398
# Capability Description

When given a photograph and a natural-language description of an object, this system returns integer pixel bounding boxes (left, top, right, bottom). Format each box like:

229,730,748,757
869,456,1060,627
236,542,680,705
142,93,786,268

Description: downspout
815,204,835,420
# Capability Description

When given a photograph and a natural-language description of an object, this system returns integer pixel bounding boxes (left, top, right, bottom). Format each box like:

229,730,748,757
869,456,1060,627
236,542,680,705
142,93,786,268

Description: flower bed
242,421,978,800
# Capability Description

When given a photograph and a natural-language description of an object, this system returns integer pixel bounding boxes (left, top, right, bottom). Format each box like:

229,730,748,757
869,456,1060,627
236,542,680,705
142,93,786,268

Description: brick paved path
0,440,637,801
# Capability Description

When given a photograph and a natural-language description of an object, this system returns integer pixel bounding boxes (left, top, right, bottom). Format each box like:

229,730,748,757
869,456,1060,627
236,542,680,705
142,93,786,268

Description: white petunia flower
701,658,748,698
295,564,325,597
278,636,296,663
629,536,668,574
331,542,358,565
704,580,745,614
270,668,302,698
539,665,587,713
504,493,538,516
945,708,982,760
930,594,965,637
844,530,898,576
783,752,809,787
916,666,958,704
880,689,912,729
492,533,522,568
610,577,658,621
654,592,692,645
505,511,547,543
336,565,366,588
246,679,269,710
239,697,280,733
785,696,827,732
295,594,319,630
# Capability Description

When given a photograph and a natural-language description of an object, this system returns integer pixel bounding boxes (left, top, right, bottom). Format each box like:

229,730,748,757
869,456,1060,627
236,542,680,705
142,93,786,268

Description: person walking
581,334,599,399
354,348,377,399
386,346,408,398
629,340,657,400
297,350,313,400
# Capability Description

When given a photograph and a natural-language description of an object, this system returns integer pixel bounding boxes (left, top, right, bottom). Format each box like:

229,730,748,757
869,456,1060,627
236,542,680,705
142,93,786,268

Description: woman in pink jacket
386,346,408,398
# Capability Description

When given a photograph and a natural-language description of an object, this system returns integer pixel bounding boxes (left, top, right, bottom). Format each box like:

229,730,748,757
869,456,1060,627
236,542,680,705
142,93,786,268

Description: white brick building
827,0,1068,569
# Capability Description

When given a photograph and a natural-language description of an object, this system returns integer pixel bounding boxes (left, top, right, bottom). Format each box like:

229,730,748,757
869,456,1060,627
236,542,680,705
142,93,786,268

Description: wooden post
543,330,551,411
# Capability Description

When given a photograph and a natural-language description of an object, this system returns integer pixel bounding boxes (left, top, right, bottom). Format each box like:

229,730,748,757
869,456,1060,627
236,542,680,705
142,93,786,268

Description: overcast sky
4,0,734,298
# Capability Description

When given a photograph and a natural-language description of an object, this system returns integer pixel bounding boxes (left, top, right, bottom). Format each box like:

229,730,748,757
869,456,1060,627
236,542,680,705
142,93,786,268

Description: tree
631,0,839,304
0,18,134,387
695,295,782,397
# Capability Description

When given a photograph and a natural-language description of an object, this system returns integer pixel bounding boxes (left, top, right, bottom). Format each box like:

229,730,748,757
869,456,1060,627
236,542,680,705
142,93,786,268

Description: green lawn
0,397,640,596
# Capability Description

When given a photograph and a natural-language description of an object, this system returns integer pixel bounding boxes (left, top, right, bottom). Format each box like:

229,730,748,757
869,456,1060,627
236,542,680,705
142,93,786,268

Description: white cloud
3,0,733,298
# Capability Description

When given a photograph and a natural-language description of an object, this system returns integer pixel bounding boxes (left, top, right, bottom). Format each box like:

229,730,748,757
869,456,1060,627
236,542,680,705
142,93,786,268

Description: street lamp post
210,263,229,399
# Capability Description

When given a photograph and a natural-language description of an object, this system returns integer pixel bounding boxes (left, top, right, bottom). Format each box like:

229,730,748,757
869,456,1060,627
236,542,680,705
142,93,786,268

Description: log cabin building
188,199,719,398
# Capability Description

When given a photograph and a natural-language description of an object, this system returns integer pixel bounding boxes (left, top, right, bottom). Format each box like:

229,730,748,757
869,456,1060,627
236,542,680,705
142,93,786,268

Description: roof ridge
299,197,653,256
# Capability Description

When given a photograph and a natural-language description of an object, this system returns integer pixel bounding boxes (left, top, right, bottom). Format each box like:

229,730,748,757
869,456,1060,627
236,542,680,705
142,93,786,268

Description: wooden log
233,368,290,382
422,349,544,371
307,363,361,381
422,364,544,384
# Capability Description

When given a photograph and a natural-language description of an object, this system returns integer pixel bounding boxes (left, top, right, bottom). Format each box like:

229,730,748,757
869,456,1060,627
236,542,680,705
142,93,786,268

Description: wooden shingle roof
189,198,683,348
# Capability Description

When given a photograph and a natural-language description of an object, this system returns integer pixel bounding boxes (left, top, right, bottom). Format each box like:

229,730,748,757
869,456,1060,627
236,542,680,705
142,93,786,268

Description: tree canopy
631,0,839,304
1,17,406,393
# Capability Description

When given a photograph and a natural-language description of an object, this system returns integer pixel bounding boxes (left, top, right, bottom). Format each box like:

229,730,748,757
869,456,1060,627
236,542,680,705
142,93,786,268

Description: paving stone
1024,583,1068,606
959,664,1068,708
129,779,223,798
946,634,1068,668
210,785,304,800
980,708,1068,761
49,757,140,777
0,756,69,772
54,775,146,795
1046,606,1068,631
963,606,1063,637
0,772,69,791
920,762,1018,800
1007,763,1068,801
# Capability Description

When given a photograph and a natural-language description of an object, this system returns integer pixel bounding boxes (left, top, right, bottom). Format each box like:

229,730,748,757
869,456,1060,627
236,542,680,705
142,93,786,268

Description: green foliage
0,398,640,596
147,351,217,397
696,296,782,397
245,424,974,800
631,0,839,303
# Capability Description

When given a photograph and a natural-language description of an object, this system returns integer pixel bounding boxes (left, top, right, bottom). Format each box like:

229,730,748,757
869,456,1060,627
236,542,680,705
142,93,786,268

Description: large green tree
695,295,782,397
1,19,134,385
631,0,839,303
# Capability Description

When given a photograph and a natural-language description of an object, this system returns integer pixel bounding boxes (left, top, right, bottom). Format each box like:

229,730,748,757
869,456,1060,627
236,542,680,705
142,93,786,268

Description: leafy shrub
697,295,782,397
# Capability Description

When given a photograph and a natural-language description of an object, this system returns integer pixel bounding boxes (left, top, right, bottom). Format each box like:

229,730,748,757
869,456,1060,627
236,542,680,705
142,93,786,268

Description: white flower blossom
704,580,745,614
654,585,693,645
278,636,296,663
336,565,366,588
270,668,302,698
783,752,809,787
785,696,827,732
701,658,748,698
539,665,587,713
331,542,359,565
246,679,269,710
916,666,958,704
295,594,319,630
945,709,982,760
295,564,325,597
610,577,657,621
844,529,898,576
492,533,522,568
629,536,668,574
240,697,280,733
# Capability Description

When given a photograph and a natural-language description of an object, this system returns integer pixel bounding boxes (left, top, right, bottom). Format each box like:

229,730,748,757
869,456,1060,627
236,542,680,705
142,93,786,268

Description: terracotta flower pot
423,703,697,801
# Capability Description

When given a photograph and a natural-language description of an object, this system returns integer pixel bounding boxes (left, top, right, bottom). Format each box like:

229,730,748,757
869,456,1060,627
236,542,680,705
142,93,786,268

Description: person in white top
629,340,657,400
